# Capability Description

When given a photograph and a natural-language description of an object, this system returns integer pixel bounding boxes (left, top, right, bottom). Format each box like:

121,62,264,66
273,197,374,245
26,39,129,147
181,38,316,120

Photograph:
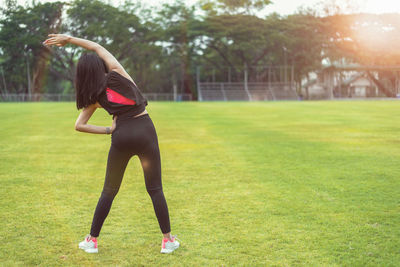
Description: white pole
173,83,177,102
244,64,252,101
221,83,227,101
26,52,31,97
1,66,8,96
196,66,202,101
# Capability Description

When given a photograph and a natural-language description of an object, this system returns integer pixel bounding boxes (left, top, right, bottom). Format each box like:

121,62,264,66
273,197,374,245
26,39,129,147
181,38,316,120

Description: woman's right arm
74,103,117,134
43,34,135,83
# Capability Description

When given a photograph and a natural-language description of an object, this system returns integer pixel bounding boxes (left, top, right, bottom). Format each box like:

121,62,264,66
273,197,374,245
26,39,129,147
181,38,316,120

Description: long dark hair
75,53,108,109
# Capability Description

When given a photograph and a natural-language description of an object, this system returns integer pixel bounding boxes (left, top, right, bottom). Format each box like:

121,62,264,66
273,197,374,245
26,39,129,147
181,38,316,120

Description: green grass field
0,101,399,266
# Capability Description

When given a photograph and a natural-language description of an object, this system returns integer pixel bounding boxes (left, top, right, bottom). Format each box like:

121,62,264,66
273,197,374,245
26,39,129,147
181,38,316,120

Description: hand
111,116,118,133
43,33,71,47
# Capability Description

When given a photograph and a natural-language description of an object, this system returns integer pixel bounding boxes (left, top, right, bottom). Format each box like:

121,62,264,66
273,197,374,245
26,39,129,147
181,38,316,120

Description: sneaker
160,235,180,254
79,234,98,253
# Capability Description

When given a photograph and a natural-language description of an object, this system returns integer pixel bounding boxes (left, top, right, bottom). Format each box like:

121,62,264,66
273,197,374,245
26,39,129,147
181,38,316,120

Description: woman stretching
43,34,180,254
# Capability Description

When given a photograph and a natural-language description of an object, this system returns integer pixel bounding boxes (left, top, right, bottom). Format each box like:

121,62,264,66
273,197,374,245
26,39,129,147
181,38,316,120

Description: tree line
1,0,400,99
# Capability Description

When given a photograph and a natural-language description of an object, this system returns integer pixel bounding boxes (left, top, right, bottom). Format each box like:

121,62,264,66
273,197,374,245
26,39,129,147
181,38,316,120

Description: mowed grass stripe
190,101,400,265
0,101,399,266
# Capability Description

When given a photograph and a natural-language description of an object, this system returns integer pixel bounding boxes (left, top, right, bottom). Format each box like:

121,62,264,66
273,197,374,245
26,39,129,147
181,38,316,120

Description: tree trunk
367,71,395,97
32,49,52,100
31,4,63,100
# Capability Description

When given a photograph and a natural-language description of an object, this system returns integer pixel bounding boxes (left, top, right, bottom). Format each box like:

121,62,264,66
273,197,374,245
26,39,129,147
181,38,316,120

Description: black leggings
90,114,170,237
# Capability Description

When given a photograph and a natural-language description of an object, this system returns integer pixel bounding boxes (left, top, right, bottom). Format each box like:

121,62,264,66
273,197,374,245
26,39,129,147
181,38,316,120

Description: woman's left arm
43,34,135,84
75,103,116,134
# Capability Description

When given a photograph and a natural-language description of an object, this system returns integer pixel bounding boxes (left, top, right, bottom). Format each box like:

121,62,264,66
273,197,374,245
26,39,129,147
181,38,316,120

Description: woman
43,34,180,254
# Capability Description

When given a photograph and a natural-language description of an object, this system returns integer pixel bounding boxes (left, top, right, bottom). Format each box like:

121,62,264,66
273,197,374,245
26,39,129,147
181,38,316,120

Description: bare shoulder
94,102,102,108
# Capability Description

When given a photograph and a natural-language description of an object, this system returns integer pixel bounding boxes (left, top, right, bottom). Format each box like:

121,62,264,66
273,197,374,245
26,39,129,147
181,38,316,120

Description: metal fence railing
196,65,298,101
198,82,299,101
0,93,193,102
0,94,76,102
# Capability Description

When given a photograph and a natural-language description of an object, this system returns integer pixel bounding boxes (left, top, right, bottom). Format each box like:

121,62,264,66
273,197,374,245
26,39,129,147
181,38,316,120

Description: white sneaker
79,234,98,253
160,235,180,254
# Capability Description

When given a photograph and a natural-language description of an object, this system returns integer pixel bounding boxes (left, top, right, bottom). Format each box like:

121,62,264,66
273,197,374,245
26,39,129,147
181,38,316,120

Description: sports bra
97,71,148,120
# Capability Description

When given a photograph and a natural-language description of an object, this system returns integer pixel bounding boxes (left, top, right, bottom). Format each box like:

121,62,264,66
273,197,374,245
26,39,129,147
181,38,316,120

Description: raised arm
43,34,135,84
75,103,117,135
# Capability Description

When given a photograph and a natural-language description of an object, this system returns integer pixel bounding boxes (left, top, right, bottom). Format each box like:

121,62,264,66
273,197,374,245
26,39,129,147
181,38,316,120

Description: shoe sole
79,245,98,253
160,244,180,254
160,249,174,253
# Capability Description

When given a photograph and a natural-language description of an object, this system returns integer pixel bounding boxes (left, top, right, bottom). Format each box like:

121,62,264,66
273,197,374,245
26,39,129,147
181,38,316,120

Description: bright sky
1,0,400,15
268,0,400,14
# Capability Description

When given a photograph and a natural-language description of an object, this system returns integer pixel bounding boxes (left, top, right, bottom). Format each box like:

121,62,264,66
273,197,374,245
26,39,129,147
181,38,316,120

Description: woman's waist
115,108,148,121
115,110,149,123
134,109,148,118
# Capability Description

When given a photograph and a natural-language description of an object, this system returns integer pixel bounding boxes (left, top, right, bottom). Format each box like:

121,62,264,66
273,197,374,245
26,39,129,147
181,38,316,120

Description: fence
198,82,298,101
0,93,193,102
196,65,299,101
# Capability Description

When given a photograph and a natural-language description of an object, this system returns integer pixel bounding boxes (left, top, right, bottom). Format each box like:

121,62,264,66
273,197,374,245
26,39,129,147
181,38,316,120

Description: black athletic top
97,71,147,120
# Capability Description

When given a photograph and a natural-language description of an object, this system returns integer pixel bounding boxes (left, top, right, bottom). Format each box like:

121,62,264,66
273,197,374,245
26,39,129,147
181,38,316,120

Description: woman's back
98,71,148,120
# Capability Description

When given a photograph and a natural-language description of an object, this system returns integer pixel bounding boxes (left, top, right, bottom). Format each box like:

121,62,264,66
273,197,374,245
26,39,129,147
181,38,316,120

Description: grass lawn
0,101,399,266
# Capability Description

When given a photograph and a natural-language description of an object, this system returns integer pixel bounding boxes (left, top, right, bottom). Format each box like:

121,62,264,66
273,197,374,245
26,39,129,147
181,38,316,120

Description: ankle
163,233,173,241
89,235,97,241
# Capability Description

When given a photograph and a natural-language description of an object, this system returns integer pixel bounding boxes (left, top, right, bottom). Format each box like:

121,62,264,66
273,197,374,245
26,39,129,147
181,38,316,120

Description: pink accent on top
106,87,136,105
162,237,175,248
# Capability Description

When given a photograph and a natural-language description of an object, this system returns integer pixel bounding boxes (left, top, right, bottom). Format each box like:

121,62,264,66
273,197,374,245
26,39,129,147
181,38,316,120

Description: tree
0,2,63,96
321,13,400,96
155,0,203,97
283,12,327,95
63,0,162,93
199,0,271,15
196,11,289,83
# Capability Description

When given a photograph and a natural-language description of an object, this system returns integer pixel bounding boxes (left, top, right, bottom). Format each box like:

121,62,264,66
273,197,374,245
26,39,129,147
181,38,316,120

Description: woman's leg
138,141,171,235
90,144,132,238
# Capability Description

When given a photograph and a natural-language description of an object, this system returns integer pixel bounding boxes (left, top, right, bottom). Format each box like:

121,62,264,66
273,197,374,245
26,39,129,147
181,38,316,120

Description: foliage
66,0,162,92
322,13,400,65
199,13,279,81
1,0,400,98
284,13,327,85
0,2,63,94
155,0,202,96
199,0,272,15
